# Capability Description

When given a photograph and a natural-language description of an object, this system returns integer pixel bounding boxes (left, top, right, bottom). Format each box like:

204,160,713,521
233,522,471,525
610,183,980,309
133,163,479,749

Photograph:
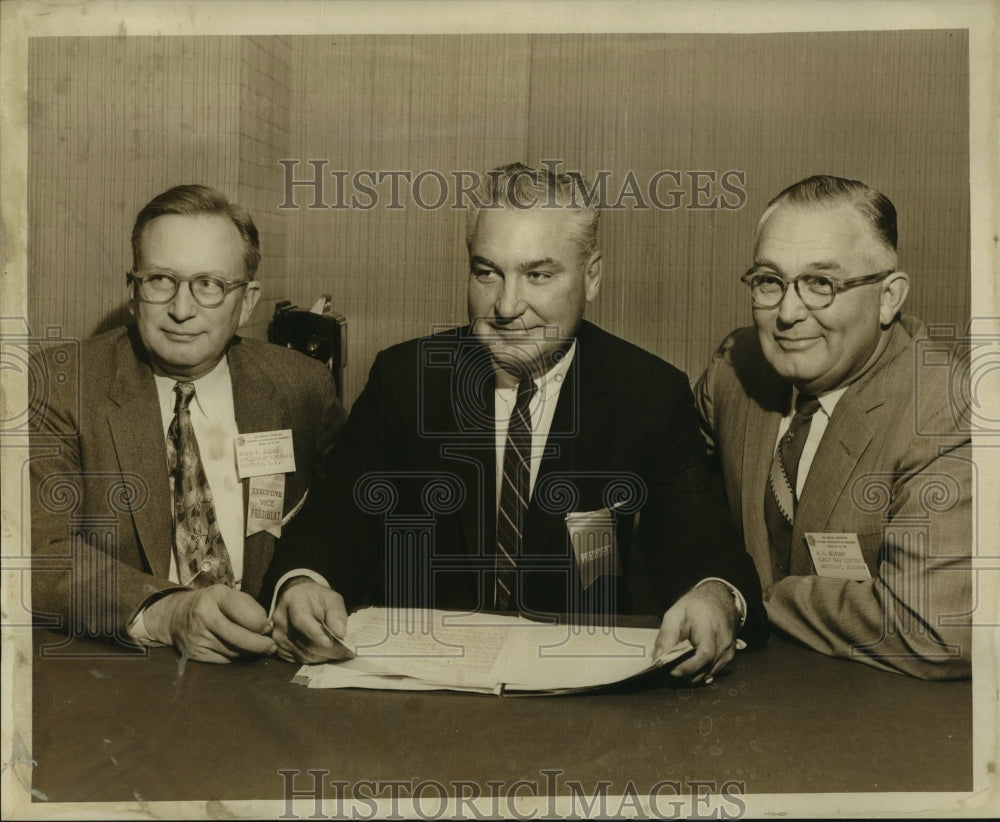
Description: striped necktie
494,375,536,610
167,381,235,588
764,393,822,579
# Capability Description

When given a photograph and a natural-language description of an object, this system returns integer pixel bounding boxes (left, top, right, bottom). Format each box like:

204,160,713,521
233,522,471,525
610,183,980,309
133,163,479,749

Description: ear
239,281,262,326
584,252,602,303
879,271,910,325
126,273,137,317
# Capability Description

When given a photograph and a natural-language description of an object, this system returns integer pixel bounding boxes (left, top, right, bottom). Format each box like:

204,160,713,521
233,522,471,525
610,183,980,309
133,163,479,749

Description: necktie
167,381,235,588
764,393,822,579
494,375,536,610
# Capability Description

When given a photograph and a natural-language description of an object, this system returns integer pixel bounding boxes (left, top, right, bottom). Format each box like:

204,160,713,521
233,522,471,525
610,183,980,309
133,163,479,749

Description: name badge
566,507,622,589
247,473,285,538
804,532,872,580
235,429,296,478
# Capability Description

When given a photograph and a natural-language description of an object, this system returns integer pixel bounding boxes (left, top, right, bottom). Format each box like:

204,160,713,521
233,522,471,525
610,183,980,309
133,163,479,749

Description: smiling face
467,205,602,380
751,203,907,395
130,213,260,381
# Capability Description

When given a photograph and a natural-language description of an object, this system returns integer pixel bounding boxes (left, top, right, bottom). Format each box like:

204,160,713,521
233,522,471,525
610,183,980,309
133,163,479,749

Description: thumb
654,606,684,661
218,589,272,634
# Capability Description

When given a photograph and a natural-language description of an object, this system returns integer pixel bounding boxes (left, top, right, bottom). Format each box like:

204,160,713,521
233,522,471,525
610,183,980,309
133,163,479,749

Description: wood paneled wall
29,31,969,408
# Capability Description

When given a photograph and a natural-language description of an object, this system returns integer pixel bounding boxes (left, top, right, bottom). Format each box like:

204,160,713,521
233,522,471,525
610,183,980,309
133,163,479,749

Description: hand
271,579,352,664
654,581,739,685
144,586,277,663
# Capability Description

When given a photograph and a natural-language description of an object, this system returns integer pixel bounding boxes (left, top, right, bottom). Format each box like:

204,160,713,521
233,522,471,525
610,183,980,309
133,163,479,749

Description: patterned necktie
167,381,235,588
494,375,536,610
764,393,822,579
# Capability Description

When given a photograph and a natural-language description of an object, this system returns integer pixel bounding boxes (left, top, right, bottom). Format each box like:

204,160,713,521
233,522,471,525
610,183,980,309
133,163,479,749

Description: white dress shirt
774,386,849,498
493,343,576,507
129,356,245,644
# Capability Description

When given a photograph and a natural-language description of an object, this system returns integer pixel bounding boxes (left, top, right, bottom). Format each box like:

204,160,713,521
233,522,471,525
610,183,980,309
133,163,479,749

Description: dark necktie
167,381,235,588
764,393,822,579
494,376,536,610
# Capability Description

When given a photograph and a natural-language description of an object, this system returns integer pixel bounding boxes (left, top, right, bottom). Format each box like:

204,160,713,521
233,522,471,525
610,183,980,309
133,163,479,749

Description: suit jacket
30,325,347,641
265,320,767,643
694,314,972,679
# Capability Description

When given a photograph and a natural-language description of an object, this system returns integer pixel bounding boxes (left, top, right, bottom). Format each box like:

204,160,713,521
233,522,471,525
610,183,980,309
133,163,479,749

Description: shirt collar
154,355,232,418
790,384,849,418
494,340,577,396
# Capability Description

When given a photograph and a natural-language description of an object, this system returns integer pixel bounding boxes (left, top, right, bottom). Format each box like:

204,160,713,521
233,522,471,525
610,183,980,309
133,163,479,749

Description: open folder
293,607,694,695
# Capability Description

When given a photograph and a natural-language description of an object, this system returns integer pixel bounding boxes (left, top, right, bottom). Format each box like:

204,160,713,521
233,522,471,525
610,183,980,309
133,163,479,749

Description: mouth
162,329,203,342
774,335,820,351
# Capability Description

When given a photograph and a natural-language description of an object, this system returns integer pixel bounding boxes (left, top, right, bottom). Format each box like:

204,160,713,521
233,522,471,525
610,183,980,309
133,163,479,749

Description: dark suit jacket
694,315,972,678
266,321,767,643
30,325,346,641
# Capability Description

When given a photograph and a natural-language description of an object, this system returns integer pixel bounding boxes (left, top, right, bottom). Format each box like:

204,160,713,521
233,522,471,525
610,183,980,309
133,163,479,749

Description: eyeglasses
128,270,252,308
741,268,894,310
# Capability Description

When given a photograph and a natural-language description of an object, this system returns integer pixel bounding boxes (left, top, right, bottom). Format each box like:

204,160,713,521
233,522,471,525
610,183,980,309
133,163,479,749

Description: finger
273,624,346,663
654,611,683,661
708,644,736,677
179,642,238,664
209,611,281,656
216,588,273,634
319,590,349,640
671,642,714,678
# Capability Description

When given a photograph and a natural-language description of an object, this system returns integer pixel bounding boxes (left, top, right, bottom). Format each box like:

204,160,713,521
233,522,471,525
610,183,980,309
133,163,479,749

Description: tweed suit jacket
30,325,346,640
694,314,972,679
265,320,768,644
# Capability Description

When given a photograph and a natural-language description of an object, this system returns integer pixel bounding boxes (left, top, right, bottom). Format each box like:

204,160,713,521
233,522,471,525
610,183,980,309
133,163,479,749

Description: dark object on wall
268,297,347,399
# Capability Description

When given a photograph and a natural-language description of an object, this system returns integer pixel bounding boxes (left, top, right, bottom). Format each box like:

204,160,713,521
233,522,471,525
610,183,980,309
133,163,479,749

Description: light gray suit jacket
29,325,346,642
695,315,972,679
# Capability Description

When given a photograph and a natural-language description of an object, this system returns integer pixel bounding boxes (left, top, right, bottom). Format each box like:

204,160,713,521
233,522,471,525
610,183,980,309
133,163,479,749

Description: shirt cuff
695,576,748,641
126,605,168,647
269,568,331,616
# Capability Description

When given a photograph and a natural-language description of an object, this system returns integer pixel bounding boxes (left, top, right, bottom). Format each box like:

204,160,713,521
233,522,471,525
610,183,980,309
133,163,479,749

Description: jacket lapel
740,392,784,587
787,326,906,574
446,334,497,561
228,339,283,596
525,322,611,553
106,329,174,578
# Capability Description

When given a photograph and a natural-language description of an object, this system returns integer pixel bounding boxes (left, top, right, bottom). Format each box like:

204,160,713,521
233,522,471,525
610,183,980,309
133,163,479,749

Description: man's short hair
465,163,600,263
757,174,898,266
131,184,261,279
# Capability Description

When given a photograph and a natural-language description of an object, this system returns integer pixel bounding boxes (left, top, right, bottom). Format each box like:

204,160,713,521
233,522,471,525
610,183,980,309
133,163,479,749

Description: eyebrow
470,255,564,274
753,258,846,276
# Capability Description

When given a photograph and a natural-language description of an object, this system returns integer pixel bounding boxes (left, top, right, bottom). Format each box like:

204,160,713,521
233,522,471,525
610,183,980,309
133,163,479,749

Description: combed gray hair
465,163,600,262
757,175,898,268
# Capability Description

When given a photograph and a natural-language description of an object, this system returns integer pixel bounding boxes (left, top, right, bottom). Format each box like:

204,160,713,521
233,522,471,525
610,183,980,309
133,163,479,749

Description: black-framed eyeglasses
740,268,894,310
128,270,253,309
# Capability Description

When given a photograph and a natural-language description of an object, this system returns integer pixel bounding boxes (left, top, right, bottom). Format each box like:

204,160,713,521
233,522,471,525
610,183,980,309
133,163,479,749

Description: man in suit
30,184,346,663
265,163,767,682
695,175,971,679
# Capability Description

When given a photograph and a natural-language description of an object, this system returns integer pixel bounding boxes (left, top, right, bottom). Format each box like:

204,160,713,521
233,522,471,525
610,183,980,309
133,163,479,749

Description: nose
167,280,199,322
493,277,526,323
776,280,809,325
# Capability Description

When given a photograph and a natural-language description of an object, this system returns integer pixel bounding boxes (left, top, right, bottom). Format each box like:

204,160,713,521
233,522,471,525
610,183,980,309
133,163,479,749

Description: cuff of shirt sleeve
695,576,748,634
269,568,331,616
127,604,168,647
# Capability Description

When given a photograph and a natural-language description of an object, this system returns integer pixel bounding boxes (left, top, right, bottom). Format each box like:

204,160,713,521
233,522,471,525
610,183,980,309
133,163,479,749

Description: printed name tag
804,532,872,580
247,473,285,538
235,429,296,478
566,508,622,589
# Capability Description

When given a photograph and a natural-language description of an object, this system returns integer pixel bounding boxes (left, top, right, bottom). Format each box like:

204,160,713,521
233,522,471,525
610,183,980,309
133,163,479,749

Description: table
28,628,971,806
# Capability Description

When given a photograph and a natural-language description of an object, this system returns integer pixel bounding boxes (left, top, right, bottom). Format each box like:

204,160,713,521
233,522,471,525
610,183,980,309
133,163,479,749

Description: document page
492,623,690,692
294,609,692,694
328,608,516,691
